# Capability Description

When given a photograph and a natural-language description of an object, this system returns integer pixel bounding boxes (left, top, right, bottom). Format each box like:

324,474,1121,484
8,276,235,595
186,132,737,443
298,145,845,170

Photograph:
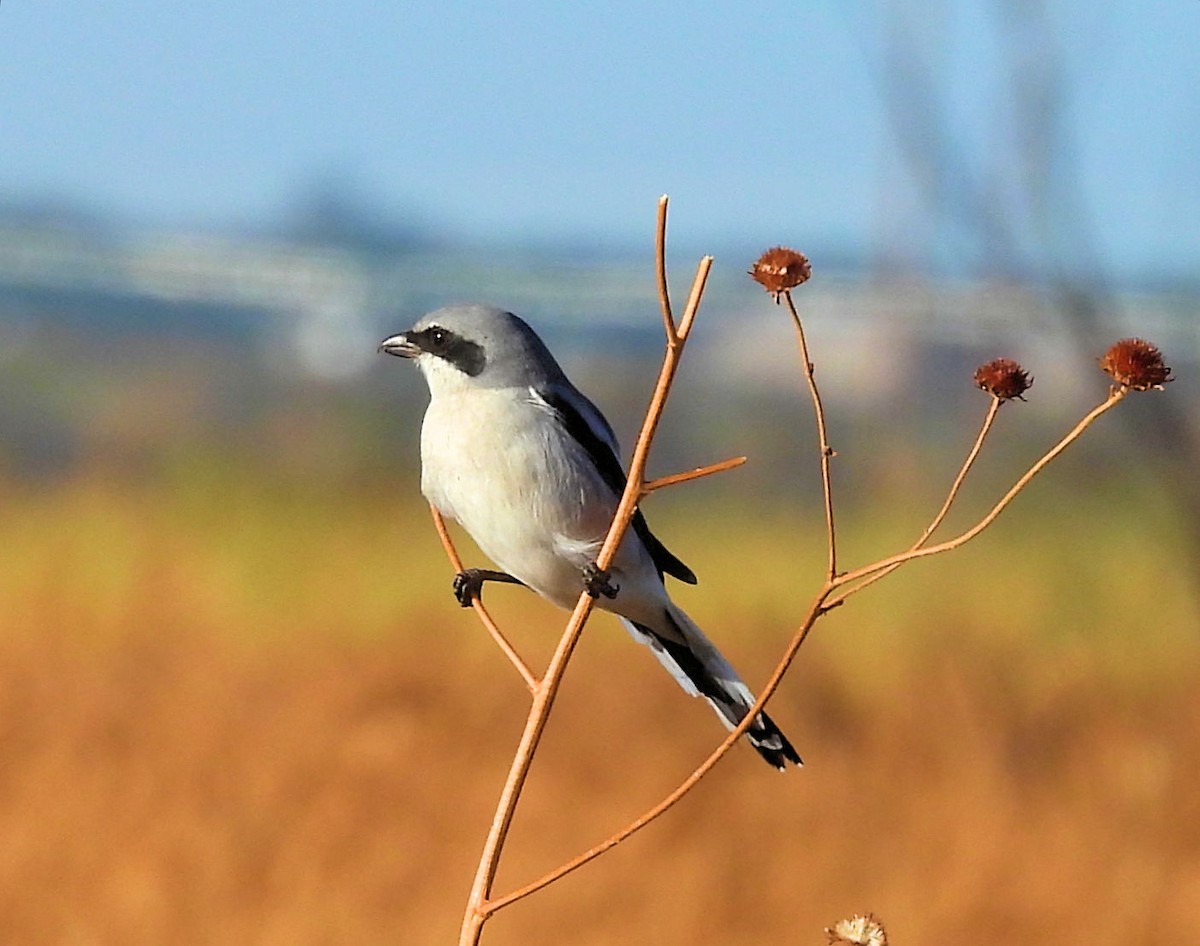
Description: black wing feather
540,388,697,585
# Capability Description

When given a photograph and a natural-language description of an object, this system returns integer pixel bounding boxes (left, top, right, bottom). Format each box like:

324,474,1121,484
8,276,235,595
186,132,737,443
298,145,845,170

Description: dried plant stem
832,386,1129,590
486,591,827,912
642,455,747,493
655,195,677,345
918,397,1003,544
458,247,714,946
443,203,1138,938
826,396,1002,607
431,506,539,692
415,191,1162,945
783,291,838,580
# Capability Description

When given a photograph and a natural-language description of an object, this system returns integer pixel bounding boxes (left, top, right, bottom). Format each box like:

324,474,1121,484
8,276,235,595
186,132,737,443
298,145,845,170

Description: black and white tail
622,605,802,770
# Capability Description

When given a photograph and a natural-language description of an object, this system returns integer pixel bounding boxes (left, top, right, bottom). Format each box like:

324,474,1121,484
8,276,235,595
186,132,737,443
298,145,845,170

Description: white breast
420,386,616,608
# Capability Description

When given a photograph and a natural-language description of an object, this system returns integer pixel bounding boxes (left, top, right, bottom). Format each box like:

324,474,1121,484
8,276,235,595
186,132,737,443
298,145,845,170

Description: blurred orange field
2,471,1198,944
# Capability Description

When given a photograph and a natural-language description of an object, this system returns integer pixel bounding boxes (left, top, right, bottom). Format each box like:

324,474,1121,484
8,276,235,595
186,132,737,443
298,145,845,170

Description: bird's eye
430,328,447,347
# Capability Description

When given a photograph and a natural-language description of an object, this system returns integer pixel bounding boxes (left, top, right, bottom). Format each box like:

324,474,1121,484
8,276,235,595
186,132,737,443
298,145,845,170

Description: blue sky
2,2,1197,284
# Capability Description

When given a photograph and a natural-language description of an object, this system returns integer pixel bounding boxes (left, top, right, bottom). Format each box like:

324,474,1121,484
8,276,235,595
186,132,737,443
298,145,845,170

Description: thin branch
655,195,678,346
783,289,838,581
642,455,747,494
486,589,830,912
430,505,539,693
832,386,1128,590
826,395,1002,607
677,256,712,341
918,396,1003,544
459,252,714,946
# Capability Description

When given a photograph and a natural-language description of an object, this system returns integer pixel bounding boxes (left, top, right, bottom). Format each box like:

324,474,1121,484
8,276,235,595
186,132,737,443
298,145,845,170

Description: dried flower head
974,358,1033,400
749,246,812,300
826,913,888,946
1099,338,1173,391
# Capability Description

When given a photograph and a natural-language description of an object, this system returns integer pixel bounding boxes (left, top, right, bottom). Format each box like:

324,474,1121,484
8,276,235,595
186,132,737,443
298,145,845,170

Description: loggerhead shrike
380,304,800,769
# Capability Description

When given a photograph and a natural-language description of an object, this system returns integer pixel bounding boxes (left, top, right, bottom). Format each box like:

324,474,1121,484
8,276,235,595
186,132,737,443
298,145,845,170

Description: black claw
453,570,484,607
452,568,524,607
582,562,619,600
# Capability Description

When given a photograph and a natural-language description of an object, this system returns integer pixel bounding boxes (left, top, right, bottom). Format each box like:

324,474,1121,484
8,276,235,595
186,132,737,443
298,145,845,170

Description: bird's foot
453,569,487,607
582,562,619,600
453,568,523,606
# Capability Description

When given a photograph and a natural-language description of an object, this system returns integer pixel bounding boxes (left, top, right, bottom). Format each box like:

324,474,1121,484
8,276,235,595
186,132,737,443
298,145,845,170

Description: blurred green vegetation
3,452,1194,691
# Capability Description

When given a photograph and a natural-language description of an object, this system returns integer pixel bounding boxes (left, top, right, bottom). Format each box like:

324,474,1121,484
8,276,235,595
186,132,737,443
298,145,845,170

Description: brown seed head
973,358,1033,401
749,246,812,300
1099,338,1173,391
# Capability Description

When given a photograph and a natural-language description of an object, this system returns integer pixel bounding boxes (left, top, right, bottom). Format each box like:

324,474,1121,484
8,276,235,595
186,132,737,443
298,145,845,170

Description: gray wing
537,384,697,585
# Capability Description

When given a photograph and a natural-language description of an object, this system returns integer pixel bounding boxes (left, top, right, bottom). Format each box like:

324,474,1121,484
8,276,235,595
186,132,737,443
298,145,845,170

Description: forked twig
486,591,824,912
458,201,716,946
825,396,1002,607
917,397,1003,545
440,213,1162,944
831,386,1128,590
431,506,539,693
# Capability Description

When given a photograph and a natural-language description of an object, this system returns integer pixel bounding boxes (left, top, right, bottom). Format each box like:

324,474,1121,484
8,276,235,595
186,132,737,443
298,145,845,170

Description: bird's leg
453,568,524,607
582,562,620,600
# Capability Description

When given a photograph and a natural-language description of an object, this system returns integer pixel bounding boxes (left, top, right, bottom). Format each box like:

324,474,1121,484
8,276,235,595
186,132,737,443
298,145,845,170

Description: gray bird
380,304,800,769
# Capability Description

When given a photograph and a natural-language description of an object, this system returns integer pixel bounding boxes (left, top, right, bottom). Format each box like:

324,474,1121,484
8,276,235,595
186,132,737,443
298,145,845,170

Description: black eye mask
409,325,487,377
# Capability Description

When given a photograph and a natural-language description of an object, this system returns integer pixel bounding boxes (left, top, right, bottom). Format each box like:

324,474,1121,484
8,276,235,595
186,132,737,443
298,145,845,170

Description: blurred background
1,3,1198,943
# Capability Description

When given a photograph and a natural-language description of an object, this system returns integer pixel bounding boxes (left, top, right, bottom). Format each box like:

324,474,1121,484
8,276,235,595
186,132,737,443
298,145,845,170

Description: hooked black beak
378,332,420,358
